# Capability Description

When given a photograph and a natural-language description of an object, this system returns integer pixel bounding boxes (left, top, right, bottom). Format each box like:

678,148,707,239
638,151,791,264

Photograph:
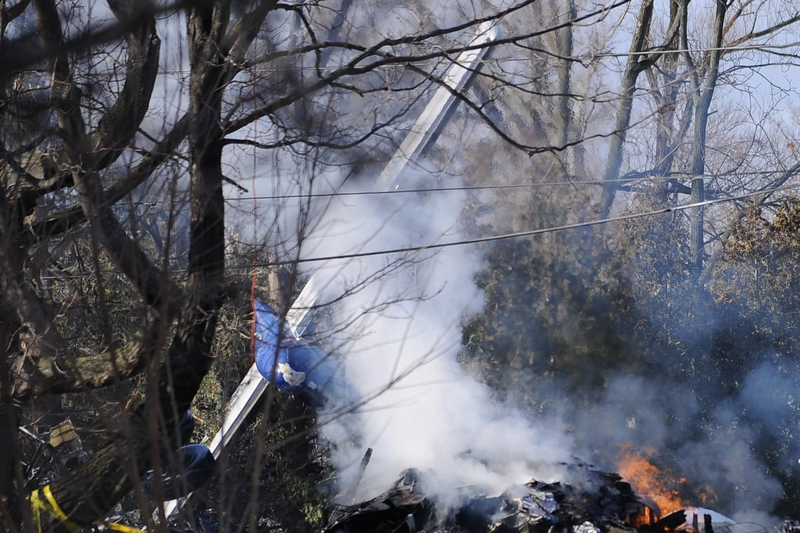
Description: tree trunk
599,0,654,217
687,0,727,276
25,3,231,528
555,0,575,176
645,0,683,207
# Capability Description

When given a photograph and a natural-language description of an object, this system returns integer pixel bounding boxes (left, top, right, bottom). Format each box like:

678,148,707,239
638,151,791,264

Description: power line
256,184,795,267
153,41,800,76
228,181,596,201
116,171,800,205
33,169,800,208
573,41,800,60
226,171,800,201
41,183,799,281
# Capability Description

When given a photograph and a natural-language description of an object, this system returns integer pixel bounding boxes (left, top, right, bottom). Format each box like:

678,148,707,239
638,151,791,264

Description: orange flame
617,445,687,521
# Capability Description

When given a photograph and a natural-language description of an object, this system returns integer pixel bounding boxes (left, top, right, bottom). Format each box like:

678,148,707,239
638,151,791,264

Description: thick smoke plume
264,143,800,524
301,170,573,504
259,155,797,525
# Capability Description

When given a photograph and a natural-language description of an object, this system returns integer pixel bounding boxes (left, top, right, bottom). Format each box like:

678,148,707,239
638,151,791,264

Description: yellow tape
28,486,82,533
104,522,148,533
29,489,43,533
29,485,149,533
42,486,82,532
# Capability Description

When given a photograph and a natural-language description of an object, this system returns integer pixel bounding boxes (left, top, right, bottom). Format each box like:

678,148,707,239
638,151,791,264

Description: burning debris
322,462,753,533
323,463,646,533
617,446,687,519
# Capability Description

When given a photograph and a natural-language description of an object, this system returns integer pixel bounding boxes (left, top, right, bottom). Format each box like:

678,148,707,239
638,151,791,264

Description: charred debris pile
17,415,785,533
323,463,762,533
20,422,789,533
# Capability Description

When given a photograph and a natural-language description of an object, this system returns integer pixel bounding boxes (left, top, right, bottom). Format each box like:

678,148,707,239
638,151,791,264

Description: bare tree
1,0,633,530
600,0,800,278
6,0,799,529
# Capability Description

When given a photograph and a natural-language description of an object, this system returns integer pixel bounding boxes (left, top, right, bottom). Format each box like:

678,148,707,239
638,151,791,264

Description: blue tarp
252,299,342,405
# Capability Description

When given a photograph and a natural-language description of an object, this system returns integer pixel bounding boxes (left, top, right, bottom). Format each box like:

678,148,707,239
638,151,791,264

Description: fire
617,445,687,521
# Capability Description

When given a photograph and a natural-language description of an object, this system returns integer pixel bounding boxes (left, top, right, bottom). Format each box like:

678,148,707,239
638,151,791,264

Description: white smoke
567,367,789,522
300,170,574,504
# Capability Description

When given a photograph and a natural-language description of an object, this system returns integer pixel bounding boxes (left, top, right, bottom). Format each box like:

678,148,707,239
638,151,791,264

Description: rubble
323,463,654,533
18,414,767,533
320,461,766,533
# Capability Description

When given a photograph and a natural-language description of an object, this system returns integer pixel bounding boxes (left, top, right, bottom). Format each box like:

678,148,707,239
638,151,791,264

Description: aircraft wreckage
13,20,791,533
322,463,748,533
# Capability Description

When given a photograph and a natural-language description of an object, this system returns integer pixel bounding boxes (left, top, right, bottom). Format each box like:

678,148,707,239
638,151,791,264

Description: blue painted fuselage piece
253,299,340,406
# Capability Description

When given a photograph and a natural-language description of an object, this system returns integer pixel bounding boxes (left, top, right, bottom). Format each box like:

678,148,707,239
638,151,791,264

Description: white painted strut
374,21,500,191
